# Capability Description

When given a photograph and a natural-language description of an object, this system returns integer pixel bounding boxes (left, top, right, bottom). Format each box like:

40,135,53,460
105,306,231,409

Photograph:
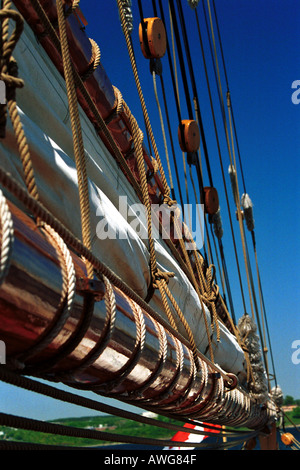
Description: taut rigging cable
166,0,220,270
192,5,246,316
211,0,277,388
169,0,212,190
204,0,258,327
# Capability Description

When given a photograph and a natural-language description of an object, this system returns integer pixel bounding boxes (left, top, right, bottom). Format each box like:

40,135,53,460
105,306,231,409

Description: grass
0,409,299,448
0,413,180,448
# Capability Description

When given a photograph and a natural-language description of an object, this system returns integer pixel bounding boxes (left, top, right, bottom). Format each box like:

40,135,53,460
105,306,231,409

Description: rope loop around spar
0,189,14,286
0,7,24,60
81,38,101,82
102,297,146,393
64,0,81,18
54,275,117,382
7,222,76,372
104,86,124,125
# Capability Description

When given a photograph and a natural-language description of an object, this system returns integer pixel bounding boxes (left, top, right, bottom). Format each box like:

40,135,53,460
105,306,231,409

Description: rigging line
209,221,225,297
205,0,257,322
168,2,233,310
0,411,259,450
0,411,233,449
167,0,194,119
192,101,212,267
147,0,187,215
167,1,191,227
251,230,278,387
194,8,246,313
117,0,172,204
166,0,211,254
152,70,174,193
57,0,93,278
159,74,184,206
203,0,229,151
128,27,153,160
0,165,233,380
243,224,270,382
208,0,275,378
218,29,276,378
157,0,182,124
151,0,185,209
0,368,239,440
218,237,237,324
155,0,190,216
172,0,214,189
188,163,209,264
212,0,247,195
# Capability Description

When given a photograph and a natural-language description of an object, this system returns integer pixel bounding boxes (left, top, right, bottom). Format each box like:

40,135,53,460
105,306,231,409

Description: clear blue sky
1,0,299,421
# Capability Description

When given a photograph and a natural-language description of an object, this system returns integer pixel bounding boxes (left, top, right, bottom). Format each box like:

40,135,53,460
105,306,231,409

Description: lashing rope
8,222,76,371
0,0,242,388
56,0,93,278
0,188,14,286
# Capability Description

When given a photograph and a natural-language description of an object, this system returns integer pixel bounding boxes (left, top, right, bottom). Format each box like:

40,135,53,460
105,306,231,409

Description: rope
118,2,231,370
212,0,247,195
122,97,201,368
56,0,93,278
0,410,257,449
0,3,24,138
194,5,247,313
167,2,191,213
65,0,81,19
0,2,39,202
117,0,173,207
0,367,242,440
25,293,95,377
1,0,241,386
152,70,174,192
118,0,134,35
172,0,214,188
81,38,101,82
127,318,169,399
0,188,14,286
0,166,233,382
102,296,146,392
205,0,259,328
57,275,117,381
8,222,76,370
29,0,142,198
241,194,276,389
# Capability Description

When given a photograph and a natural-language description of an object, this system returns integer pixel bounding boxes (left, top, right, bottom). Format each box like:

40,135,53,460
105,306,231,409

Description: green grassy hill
0,413,178,448
1,409,298,448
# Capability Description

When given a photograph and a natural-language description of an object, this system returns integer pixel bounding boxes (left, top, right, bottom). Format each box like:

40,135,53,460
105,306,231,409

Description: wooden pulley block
178,119,200,153
281,432,294,446
139,17,167,59
202,186,219,215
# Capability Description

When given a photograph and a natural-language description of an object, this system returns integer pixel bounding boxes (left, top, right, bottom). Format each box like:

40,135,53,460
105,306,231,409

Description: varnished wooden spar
11,0,234,335
0,195,276,429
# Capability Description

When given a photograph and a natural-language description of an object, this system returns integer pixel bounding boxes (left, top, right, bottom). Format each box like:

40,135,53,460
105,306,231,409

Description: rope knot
163,193,177,208
1,57,24,99
152,268,175,289
201,270,219,306
151,156,159,174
